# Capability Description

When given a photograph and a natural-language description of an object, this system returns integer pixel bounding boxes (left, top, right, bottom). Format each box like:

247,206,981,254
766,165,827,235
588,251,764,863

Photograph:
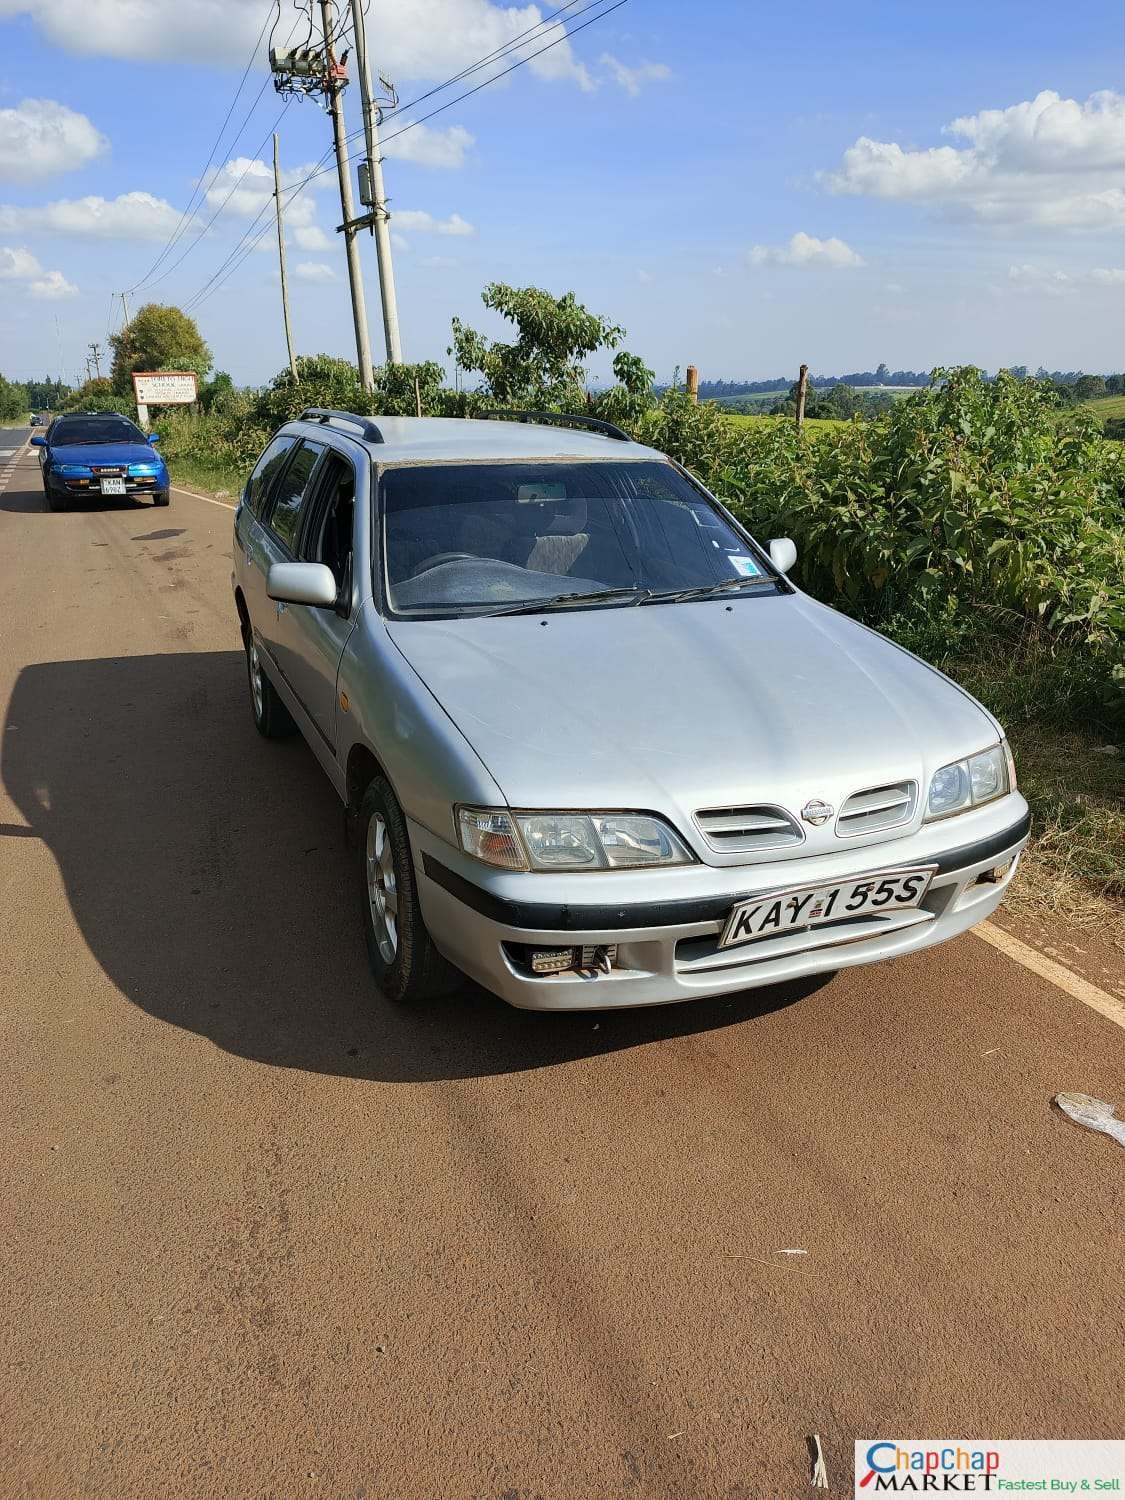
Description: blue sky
3,0,1125,389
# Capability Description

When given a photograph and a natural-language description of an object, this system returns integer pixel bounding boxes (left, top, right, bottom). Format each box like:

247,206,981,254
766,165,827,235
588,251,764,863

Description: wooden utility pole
795,363,809,431
273,133,299,382
686,364,699,403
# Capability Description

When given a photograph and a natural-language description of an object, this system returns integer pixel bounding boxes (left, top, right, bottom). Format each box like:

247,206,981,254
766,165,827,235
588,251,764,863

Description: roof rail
479,409,631,443
299,407,384,444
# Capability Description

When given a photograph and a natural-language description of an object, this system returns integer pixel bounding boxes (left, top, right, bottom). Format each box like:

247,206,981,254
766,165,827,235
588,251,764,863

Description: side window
245,436,295,517
263,440,324,552
300,453,356,592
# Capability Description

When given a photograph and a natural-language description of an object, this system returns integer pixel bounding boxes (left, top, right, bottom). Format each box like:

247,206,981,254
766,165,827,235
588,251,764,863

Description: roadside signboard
132,371,198,406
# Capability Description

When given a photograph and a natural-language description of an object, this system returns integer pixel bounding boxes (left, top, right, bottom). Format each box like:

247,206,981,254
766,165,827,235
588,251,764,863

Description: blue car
31,411,169,512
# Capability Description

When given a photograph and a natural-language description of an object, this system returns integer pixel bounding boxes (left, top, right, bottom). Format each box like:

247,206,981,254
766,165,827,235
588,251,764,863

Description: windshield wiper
641,576,776,605
484,585,652,617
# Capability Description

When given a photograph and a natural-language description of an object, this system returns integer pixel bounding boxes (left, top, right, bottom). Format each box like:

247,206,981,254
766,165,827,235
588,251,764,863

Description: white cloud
383,124,474,169
393,209,474,236
0,242,76,296
0,244,41,278
748,231,864,268
0,97,107,183
420,254,458,269
1006,262,1125,295
201,156,324,226
29,268,78,298
598,53,670,97
824,89,1125,229
293,224,330,251
0,0,594,87
0,190,182,240
293,260,336,283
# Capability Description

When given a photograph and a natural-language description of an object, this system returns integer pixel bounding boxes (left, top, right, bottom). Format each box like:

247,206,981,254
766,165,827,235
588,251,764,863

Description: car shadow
2,653,829,1082
0,488,159,514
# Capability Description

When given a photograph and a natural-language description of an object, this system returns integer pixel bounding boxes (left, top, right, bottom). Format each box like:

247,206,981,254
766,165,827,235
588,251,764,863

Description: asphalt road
1,436,1122,1500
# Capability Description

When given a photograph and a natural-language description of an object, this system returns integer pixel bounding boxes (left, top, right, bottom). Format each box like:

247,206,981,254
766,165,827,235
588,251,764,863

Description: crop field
1081,394,1125,424
722,410,843,433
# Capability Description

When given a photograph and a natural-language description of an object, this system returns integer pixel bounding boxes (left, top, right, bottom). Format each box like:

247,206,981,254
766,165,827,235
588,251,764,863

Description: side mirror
267,561,339,608
147,433,160,444
30,435,45,447
768,537,797,574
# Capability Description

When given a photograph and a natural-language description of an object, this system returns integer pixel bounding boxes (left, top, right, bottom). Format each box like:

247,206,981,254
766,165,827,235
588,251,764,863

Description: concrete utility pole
88,343,103,380
350,0,402,363
119,291,130,329
273,133,299,382
318,0,375,392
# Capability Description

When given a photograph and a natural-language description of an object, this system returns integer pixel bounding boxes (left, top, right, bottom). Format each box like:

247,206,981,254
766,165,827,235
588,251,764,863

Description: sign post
131,370,198,429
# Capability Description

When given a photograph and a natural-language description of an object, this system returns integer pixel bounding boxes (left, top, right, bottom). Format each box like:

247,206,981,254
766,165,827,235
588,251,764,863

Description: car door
273,449,359,751
253,437,326,691
236,433,300,641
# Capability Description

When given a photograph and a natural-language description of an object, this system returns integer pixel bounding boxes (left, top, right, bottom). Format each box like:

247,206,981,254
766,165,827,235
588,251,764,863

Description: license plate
99,477,126,495
718,866,935,950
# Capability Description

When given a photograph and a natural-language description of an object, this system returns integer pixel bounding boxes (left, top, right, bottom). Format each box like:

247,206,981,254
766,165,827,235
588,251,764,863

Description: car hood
388,593,999,847
50,442,161,466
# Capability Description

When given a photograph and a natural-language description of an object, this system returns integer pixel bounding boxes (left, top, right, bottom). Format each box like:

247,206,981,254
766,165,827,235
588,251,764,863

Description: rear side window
244,436,295,517
264,440,324,552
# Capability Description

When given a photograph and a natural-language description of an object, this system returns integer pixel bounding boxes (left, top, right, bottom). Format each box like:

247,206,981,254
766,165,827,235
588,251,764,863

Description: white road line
172,485,235,510
975,920,1125,1031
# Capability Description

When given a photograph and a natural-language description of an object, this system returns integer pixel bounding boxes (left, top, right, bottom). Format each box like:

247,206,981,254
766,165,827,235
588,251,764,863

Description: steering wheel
408,552,480,579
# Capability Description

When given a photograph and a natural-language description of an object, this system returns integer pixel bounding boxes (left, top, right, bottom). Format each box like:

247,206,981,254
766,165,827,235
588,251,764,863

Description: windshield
52,417,144,445
382,460,778,617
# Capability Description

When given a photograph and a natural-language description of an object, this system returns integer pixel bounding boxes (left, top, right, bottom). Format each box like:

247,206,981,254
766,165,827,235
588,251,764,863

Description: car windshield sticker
517,482,567,503
729,554,762,577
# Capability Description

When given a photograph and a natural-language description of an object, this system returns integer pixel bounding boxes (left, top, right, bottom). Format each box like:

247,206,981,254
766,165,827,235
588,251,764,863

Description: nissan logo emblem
801,799,834,826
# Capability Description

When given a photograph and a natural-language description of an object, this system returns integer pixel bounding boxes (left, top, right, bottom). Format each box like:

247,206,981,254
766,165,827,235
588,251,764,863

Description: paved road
1,443,1122,1500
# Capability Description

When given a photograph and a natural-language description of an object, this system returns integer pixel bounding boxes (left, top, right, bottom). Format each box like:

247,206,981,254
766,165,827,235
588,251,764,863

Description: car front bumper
49,472,167,499
411,798,1031,1010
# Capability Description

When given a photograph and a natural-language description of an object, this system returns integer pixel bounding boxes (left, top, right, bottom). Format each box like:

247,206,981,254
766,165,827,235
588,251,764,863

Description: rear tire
358,777,458,1004
244,630,295,739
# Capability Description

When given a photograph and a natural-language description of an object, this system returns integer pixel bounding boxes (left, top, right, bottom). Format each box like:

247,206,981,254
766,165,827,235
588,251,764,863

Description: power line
125,0,281,294
184,0,627,312
182,0,607,311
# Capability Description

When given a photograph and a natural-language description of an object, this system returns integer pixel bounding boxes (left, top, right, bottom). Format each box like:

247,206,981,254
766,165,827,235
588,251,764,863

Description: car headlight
925,741,1012,821
57,463,92,476
457,807,694,871
128,462,160,476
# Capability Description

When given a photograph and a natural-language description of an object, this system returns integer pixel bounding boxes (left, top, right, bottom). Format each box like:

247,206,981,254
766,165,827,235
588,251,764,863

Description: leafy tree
24,376,70,411
109,303,212,395
450,283,626,409
0,373,28,420
1106,374,1124,395
1074,374,1107,402
58,377,135,416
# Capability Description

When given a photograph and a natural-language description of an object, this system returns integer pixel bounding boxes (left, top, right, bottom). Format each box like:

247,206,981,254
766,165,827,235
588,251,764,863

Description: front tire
244,631,295,739
153,490,170,507
358,777,458,1004
44,477,65,512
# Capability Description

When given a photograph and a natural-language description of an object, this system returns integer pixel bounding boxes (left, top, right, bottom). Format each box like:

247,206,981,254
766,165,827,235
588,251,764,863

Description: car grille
694,803,803,853
835,780,917,836
91,465,126,476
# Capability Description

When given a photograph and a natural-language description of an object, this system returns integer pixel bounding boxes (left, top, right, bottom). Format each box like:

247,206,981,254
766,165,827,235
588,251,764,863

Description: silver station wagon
232,407,1030,1010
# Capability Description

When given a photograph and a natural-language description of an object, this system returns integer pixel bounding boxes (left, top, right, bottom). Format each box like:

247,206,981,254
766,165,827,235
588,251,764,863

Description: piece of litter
666,1432,683,1440
1054,1092,1125,1147
981,1048,1002,1058
777,1248,808,1256
811,1433,829,1489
